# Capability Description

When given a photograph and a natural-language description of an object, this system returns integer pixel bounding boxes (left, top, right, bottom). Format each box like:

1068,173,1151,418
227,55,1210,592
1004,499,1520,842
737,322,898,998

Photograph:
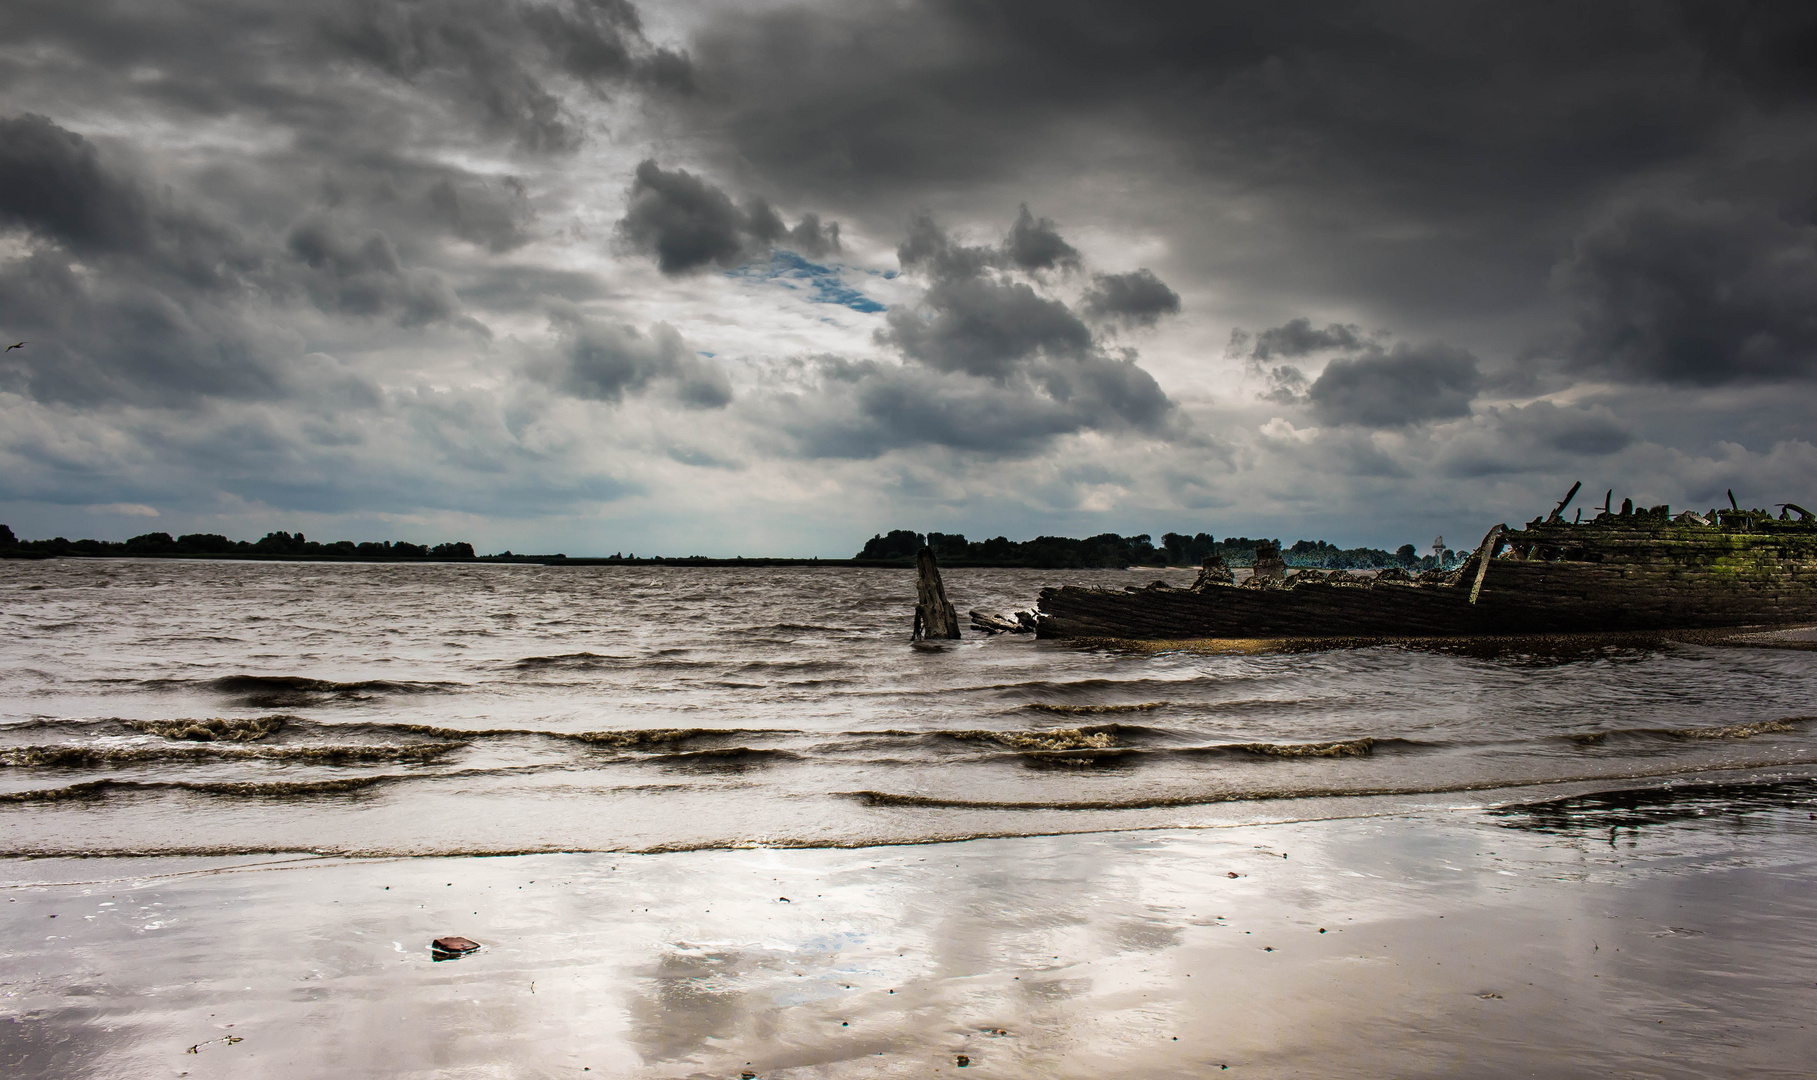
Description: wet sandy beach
7,777,1817,1079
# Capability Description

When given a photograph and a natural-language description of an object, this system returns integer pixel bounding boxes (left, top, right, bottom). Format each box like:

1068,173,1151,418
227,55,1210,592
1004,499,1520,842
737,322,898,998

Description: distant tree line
0,525,475,560
858,529,1459,570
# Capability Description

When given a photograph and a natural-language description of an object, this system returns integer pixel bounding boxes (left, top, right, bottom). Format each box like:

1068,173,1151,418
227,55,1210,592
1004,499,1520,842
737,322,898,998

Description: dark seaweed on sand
1493,778,1817,836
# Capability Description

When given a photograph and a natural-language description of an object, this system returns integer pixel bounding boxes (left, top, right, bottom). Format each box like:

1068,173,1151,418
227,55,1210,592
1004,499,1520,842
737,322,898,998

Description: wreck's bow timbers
1035,487,1817,639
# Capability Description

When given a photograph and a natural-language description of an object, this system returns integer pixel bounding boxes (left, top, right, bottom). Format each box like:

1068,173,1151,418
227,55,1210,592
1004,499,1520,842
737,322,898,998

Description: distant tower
1431,536,1445,564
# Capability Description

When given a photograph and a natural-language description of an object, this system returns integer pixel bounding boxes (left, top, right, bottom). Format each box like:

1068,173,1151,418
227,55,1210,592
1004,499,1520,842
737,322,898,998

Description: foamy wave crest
122,716,291,741
1016,702,1165,716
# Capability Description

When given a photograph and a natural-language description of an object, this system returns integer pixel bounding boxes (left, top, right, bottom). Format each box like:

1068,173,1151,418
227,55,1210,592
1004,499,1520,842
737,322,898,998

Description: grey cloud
784,213,841,258
316,0,692,151
534,306,731,408
881,275,1091,379
1083,269,1181,327
617,160,841,274
286,218,472,330
0,114,246,288
1249,319,1370,361
895,213,992,280
428,176,535,253
1309,343,1483,428
1257,364,1310,405
1236,315,1483,427
0,113,147,253
786,207,1173,457
0,385,637,520
2,2,689,158
1437,402,1635,478
680,2,1817,345
1004,205,1080,272
1555,200,1817,385
774,352,1170,459
0,114,479,406
879,210,1100,379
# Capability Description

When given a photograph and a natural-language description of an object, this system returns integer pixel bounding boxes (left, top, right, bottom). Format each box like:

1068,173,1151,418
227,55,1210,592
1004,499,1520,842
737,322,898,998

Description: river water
3,558,1814,858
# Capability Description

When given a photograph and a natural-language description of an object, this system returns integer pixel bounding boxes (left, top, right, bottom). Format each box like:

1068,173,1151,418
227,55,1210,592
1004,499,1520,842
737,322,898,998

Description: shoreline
6,763,1817,862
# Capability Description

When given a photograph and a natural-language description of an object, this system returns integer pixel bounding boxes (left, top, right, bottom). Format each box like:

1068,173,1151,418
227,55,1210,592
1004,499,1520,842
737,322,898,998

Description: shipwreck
1034,484,1817,640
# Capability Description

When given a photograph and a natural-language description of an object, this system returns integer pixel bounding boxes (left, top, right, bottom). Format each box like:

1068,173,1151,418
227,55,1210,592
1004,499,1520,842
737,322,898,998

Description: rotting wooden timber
913,546,962,640
1036,497,1817,640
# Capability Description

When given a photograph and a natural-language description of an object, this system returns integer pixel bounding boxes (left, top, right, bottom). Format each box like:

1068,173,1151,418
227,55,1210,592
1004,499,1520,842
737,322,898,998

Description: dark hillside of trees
856,530,1458,570
0,526,477,560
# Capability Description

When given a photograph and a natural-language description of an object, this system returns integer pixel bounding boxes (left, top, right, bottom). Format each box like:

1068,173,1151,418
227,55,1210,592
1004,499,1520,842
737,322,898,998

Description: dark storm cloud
680,1,1817,349
881,212,1093,379
1082,269,1181,328
1308,343,1483,428
1003,205,1080,273
286,218,472,330
531,305,731,408
0,113,148,253
1237,316,1483,428
1245,319,1371,361
617,161,841,274
0,1,679,310
1437,402,1635,478
0,1,690,153
684,3,1748,200
0,114,477,406
1554,199,1817,385
881,275,1092,379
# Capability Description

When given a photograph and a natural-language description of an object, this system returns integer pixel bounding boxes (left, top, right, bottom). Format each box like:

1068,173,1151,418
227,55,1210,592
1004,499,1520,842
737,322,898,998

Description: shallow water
2,559,1815,855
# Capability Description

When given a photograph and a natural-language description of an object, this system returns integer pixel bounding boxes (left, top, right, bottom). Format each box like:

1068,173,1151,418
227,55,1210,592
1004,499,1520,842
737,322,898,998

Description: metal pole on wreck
912,546,961,640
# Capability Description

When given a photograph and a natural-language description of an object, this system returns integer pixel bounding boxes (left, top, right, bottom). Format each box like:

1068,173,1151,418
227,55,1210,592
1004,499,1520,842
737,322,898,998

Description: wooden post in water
912,546,961,640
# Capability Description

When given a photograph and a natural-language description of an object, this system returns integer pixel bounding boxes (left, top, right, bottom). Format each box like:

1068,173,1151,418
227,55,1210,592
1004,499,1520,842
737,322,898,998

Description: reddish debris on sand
431,935,481,957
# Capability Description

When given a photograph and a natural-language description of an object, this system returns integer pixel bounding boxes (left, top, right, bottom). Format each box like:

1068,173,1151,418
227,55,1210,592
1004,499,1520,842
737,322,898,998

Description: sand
5,798,1816,1079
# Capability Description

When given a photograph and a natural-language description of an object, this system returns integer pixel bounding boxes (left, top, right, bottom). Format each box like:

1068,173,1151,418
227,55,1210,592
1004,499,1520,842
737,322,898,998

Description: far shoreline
0,551,1198,569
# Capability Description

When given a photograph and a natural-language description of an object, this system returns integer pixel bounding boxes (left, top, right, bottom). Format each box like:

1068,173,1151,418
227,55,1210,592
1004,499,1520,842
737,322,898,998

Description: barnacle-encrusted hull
1036,511,1817,639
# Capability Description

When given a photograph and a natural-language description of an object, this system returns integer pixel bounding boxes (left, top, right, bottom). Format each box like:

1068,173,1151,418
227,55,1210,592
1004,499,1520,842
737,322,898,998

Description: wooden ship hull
1036,495,1817,640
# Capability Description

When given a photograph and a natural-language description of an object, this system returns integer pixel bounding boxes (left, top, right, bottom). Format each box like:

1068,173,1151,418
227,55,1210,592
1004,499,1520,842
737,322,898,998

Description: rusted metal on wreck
1035,493,1817,640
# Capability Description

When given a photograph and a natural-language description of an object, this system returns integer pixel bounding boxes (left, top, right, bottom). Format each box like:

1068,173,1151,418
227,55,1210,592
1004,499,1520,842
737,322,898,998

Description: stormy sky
3,1,1816,555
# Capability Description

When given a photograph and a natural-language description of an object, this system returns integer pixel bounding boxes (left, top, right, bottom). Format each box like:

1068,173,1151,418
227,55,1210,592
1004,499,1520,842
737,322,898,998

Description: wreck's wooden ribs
1036,499,1817,640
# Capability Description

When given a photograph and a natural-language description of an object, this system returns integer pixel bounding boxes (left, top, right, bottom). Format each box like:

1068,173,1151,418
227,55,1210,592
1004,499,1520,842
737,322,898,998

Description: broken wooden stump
1251,540,1286,584
1191,555,1234,591
912,546,961,640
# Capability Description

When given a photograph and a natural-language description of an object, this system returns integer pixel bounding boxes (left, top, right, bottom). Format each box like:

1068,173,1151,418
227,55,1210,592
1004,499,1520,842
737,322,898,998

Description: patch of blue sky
732,250,887,314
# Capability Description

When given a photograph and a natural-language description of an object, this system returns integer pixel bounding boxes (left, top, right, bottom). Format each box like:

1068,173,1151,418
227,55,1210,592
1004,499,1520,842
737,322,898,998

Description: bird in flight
4,342,23,351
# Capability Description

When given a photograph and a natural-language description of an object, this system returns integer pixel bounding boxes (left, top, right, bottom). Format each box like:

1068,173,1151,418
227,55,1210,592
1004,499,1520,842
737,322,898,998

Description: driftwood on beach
1036,487,1817,640
969,608,1036,635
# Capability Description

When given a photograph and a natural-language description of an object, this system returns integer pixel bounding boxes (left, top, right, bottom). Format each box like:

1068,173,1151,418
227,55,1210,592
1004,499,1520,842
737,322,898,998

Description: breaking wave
0,775,397,802
120,675,464,706
1567,717,1810,744
0,742,461,768
123,716,291,741
1016,702,1166,716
